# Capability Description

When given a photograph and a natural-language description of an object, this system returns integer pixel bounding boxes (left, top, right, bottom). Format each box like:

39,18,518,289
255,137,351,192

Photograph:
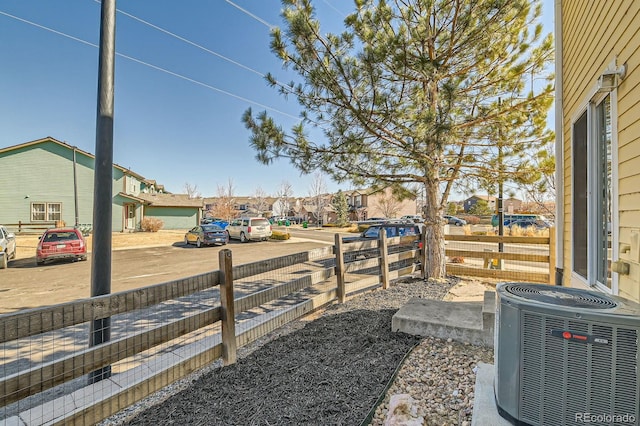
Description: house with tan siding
556,0,640,303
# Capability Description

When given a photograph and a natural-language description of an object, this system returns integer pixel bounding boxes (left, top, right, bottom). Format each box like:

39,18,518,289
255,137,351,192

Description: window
31,202,62,222
572,93,615,291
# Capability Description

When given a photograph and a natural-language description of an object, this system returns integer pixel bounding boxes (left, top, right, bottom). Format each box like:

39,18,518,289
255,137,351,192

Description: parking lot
1,231,329,314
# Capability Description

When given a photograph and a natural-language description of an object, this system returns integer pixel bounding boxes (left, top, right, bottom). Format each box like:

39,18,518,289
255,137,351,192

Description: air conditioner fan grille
503,283,617,309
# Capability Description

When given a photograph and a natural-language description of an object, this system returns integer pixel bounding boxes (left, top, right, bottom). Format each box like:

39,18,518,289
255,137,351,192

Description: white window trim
31,202,63,222
569,79,619,295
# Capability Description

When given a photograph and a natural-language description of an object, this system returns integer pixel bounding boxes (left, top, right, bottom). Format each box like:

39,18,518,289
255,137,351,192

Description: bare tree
375,192,402,218
308,172,329,227
252,186,269,216
211,178,236,221
184,182,201,199
275,181,294,217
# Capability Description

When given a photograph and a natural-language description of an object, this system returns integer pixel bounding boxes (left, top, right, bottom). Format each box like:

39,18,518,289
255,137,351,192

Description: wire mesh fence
0,229,553,425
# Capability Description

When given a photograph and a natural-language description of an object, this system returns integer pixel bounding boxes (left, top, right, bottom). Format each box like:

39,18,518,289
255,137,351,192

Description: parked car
36,227,87,265
201,217,229,228
506,218,552,230
491,213,549,227
226,217,272,242
184,224,228,247
0,225,17,269
400,215,424,223
443,215,467,226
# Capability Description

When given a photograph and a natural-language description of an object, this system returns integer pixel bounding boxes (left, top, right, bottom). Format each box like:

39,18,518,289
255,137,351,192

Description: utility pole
89,0,116,384
497,98,504,267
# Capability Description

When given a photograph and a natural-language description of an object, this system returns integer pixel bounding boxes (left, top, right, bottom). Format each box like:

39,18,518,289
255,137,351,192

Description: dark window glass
573,111,588,280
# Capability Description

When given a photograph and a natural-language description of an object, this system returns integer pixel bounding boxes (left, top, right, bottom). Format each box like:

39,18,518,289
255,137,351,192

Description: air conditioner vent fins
503,283,618,308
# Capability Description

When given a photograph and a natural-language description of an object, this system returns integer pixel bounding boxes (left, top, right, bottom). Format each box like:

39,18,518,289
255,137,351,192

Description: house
345,187,417,221
502,197,523,214
556,1,639,303
0,137,202,232
463,195,496,213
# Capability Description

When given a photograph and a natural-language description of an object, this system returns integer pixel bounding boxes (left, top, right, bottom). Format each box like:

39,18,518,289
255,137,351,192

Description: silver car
226,217,272,242
0,225,17,269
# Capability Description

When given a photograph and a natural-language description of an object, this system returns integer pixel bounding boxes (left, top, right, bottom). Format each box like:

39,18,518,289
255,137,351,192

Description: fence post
549,227,556,285
379,229,389,289
334,234,346,303
420,225,427,279
219,249,237,365
18,221,22,233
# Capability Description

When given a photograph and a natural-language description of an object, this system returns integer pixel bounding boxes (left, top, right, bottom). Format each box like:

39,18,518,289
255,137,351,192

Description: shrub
140,217,163,232
270,230,291,240
459,215,480,225
508,225,549,237
357,224,371,233
450,256,465,263
462,224,472,235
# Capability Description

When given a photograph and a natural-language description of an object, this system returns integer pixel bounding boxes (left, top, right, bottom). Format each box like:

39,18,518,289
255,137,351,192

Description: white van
226,217,272,242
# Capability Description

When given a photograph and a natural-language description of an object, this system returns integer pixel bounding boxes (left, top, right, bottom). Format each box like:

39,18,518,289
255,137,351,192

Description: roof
466,195,497,202
0,136,148,181
136,193,203,208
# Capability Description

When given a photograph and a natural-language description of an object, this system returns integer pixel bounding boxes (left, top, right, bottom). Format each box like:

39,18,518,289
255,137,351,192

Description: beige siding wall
562,0,640,301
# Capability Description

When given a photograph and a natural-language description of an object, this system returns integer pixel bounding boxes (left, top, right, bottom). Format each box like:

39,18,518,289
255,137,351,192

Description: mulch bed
127,309,421,425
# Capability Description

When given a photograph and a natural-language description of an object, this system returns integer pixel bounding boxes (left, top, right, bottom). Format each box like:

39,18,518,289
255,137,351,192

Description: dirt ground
13,230,189,260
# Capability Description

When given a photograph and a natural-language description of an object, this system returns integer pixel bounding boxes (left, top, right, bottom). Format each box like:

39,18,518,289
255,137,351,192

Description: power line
223,0,274,29
94,0,265,79
0,10,299,120
100,1,296,96
322,0,347,18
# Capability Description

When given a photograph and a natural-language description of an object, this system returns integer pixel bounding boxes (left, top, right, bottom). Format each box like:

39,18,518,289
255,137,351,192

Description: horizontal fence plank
344,257,379,273
0,271,219,343
233,247,334,280
345,276,380,296
445,249,549,263
234,268,335,313
446,265,549,283
388,264,418,280
236,287,338,349
307,246,336,261
54,342,223,426
387,249,419,264
445,234,549,244
1,307,221,407
343,240,378,252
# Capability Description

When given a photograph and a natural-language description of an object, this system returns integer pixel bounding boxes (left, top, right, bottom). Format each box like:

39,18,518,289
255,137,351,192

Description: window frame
570,84,619,295
31,202,63,222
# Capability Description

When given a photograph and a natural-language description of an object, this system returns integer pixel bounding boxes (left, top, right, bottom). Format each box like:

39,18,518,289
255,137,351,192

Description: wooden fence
0,232,419,425
444,228,555,284
0,229,552,425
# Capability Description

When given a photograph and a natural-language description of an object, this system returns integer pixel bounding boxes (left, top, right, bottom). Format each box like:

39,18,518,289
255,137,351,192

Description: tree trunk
421,179,446,279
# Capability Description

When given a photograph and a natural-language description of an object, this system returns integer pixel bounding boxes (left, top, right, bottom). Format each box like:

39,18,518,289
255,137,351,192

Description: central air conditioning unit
494,283,640,426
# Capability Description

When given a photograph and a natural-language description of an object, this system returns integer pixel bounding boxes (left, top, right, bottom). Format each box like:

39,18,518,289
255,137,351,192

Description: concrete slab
471,363,511,426
443,281,494,302
392,298,492,345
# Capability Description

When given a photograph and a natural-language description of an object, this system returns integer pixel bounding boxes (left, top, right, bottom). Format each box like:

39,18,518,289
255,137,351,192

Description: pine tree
332,190,349,227
243,0,553,279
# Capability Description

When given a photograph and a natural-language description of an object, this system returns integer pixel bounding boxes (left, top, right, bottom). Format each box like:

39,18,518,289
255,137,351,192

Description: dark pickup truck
342,223,423,263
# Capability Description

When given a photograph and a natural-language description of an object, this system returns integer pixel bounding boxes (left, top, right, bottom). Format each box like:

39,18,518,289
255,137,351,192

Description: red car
36,228,87,265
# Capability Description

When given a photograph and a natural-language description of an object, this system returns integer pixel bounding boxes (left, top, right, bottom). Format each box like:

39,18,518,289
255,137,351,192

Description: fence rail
444,228,555,284
0,229,552,425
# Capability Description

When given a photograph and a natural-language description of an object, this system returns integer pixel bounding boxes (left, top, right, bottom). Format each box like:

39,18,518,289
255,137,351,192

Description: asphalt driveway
0,238,328,314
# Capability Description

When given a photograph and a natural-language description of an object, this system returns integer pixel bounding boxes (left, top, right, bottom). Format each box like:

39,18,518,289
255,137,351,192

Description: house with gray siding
0,137,202,232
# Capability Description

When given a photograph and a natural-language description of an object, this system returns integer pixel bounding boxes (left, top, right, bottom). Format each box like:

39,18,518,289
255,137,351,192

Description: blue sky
0,0,554,199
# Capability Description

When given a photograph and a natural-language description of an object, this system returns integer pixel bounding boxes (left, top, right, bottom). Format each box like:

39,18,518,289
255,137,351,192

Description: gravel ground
100,277,494,426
